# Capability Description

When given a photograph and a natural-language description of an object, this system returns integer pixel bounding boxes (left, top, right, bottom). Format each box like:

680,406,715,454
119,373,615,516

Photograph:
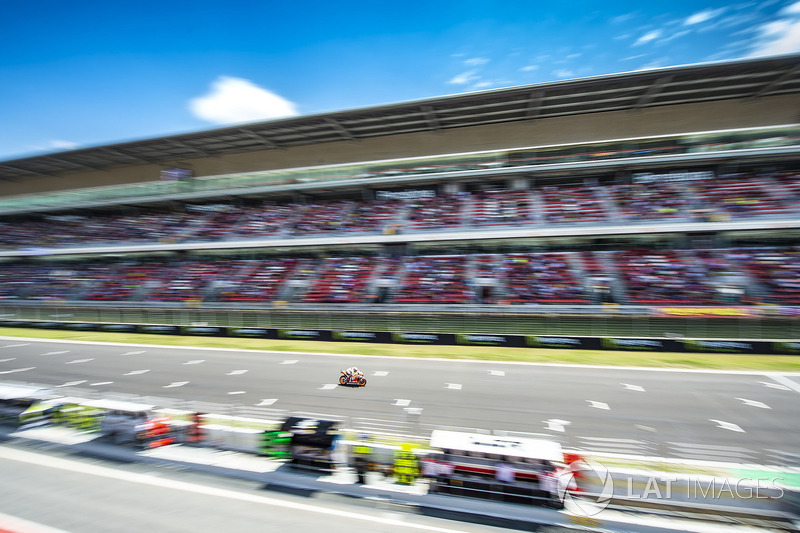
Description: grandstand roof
2,54,799,181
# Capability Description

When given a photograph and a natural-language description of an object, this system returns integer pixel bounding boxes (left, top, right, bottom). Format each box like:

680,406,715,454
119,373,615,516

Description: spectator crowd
1,170,797,250
0,246,796,305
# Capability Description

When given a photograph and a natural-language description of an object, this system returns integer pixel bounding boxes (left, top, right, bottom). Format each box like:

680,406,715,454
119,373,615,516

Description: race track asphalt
1,336,799,465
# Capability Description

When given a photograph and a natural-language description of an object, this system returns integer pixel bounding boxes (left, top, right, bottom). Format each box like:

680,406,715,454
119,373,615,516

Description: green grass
1,327,799,371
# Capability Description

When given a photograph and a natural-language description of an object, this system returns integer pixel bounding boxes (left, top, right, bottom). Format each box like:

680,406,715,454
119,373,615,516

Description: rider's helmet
352,367,359,374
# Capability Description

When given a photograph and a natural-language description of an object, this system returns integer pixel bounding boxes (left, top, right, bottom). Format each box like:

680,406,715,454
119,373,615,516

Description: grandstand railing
4,217,800,257
0,124,798,215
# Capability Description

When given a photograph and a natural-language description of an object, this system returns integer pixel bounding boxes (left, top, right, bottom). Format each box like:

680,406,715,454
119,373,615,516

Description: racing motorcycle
339,370,367,387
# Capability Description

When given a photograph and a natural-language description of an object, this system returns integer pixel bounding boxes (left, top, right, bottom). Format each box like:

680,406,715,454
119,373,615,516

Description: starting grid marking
163,381,189,388
736,397,771,409
622,383,645,392
0,367,34,375
709,419,745,433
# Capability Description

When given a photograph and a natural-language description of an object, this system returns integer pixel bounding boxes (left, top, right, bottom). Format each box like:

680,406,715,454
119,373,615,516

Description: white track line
766,374,800,394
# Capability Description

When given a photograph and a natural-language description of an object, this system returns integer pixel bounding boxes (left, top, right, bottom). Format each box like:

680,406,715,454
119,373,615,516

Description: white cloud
662,29,690,42
636,58,668,71
472,81,493,88
634,29,663,46
26,139,80,154
49,140,79,150
189,76,298,125
553,69,574,78
612,12,636,24
782,1,800,15
747,18,800,56
464,57,489,66
685,8,725,25
520,64,539,71
746,2,800,57
448,70,479,84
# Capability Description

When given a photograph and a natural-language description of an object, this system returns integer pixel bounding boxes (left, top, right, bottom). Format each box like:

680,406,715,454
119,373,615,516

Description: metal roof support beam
102,148,153,165
750,66,800,100
325,118,356,142
44,157,102,172
422,106,441,131
242,129,279,149
0,163,53,176
171,140,211,157
633,76,673,110
525,91,543,119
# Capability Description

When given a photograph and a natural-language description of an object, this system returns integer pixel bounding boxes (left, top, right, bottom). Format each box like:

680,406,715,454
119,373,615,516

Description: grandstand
0,55,799,343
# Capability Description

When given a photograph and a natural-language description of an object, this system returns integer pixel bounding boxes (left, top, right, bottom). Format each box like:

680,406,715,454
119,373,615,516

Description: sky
1,0,799,161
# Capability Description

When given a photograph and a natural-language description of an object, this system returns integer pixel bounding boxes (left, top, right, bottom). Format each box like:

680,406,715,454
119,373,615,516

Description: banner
277,329,332,341
138,325,179,335
99,324,138,333
63,323,98,331
772,342,800,355
0,320,33,328
332,330,382,342
391,332,454,345
526,336,596,349
456,334,519,347
655,307,760,318
181,326,226,336
227,327,271,338
681,340,769,354
601,338,667,351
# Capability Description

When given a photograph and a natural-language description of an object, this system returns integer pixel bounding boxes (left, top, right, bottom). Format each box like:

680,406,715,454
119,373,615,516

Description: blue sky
1,0,799,161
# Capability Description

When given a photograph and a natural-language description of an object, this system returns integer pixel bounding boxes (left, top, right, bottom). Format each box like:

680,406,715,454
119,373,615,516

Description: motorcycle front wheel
339,375,348,385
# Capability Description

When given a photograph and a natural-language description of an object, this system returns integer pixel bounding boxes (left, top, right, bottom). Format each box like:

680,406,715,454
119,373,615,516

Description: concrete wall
2,94,797,198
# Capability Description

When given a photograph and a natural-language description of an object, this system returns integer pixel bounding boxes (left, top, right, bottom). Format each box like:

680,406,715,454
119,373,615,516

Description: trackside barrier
3,319,799,355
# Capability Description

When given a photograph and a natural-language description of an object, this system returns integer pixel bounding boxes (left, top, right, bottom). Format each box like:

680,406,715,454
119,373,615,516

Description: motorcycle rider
346,366,360,379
